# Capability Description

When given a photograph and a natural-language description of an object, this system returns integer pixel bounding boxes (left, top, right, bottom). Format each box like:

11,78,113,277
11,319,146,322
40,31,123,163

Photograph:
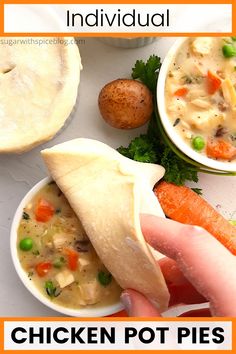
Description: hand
121,214,236,317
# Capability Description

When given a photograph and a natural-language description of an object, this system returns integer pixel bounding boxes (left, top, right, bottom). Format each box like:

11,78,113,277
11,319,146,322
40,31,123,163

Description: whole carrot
154,181,236,255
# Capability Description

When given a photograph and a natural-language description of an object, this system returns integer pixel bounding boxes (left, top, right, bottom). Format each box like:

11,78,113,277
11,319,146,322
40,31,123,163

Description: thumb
121,289,161,317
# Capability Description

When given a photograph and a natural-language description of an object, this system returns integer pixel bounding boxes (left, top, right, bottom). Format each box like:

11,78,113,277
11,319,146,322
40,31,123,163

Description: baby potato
98,79,153,129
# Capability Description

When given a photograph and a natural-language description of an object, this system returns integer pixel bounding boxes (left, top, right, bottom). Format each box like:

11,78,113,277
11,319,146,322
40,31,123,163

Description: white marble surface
0,37,235,317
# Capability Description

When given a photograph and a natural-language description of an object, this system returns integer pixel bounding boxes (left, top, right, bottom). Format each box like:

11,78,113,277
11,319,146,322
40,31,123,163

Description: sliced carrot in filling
207,70,221,94
174,87,189,97
35,198,54,222
206,138,236,160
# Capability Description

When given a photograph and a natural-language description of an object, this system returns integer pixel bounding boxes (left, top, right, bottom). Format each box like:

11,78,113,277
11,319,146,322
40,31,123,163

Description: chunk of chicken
55,269,75,288
191,37,213,56
78,253,92,272
221,78,236,108
79,280,102,305
191,98,211,109
187,109,225,131
187,89,207,100
168,98,187,118
52,233,74,250
180,59,206,77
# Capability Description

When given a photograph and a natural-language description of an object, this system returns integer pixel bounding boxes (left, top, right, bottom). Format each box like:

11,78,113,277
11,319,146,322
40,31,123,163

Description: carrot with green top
154,181,236,255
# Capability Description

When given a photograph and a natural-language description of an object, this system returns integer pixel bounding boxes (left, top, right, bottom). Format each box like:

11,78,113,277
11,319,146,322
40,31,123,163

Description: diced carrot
207,70,221,94
35,262,52,277
174,87,189,97
154,181,236,255
35,198,54,222
206,138,236,160
64,248,79,271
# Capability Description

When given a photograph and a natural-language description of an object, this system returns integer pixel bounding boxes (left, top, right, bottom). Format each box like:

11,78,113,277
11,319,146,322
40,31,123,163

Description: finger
178,308,211,317
159,257,207,306
121,289,161,317
141,214,236,316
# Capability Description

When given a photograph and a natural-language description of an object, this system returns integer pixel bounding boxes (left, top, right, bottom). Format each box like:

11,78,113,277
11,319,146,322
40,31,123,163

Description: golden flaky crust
0,37,82,153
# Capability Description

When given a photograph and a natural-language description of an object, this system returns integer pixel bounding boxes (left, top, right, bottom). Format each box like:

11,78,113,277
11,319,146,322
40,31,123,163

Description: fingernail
121,292,132,316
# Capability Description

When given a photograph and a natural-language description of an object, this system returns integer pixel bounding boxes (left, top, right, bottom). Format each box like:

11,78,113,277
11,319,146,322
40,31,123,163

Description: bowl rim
157,37,236,173
10,176,124,317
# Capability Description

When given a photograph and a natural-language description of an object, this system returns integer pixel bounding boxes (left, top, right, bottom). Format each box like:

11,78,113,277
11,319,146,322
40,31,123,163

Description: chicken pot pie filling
17,182,121,309
165,37,236,161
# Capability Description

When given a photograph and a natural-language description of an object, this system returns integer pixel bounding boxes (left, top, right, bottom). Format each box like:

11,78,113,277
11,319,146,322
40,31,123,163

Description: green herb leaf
22,211,30,220
191,188,203,195
118,55,201,186
117,135,157,163
28,271,34,279
53,257,65,269
160,147,199,185
97,271,112,287
44,281,61,298
117,129,199,186
132,55,161,92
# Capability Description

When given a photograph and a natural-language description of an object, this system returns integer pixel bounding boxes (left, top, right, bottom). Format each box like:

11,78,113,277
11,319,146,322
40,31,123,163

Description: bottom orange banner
0,317,235,353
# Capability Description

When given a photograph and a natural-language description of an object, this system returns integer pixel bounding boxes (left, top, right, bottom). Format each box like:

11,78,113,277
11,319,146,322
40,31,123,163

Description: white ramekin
10,177,124,317
99,37,158,48
157,37,236,173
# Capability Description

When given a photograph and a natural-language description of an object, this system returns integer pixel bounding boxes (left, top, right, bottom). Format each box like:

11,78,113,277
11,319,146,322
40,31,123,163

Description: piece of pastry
42,138,170,312
0,37,82,153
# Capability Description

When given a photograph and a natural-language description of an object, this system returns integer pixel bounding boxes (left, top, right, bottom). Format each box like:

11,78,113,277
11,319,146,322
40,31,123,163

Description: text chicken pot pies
11,138,170,316
0,37,82,153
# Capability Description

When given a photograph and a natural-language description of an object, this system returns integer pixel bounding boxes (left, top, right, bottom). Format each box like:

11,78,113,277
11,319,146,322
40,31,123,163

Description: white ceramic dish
99,37,158,49
157,37,236,173
10,177,124,317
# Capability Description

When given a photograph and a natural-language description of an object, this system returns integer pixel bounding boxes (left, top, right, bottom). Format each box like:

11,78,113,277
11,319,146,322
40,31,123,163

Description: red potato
98,79,153,129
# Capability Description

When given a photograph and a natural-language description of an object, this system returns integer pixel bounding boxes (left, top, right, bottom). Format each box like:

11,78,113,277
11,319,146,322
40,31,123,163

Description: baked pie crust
0,37,82,153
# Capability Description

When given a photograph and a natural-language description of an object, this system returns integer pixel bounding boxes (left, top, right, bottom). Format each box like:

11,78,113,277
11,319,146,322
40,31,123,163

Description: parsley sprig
132,55,162,92
118,131,199,186
118,55,200,186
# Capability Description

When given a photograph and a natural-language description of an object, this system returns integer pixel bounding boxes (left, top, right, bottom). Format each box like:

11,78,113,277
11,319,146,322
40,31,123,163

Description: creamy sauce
165,37,236,161
17,182,121,310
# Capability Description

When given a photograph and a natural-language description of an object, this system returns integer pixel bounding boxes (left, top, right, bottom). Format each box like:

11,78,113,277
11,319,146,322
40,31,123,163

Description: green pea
97,271,112,287
19,237,33,251
192,136,205,151
53,257,65,269
222,44,236,58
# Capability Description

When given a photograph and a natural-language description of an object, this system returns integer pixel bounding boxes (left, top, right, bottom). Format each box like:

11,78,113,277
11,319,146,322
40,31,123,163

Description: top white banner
4,4,232,34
